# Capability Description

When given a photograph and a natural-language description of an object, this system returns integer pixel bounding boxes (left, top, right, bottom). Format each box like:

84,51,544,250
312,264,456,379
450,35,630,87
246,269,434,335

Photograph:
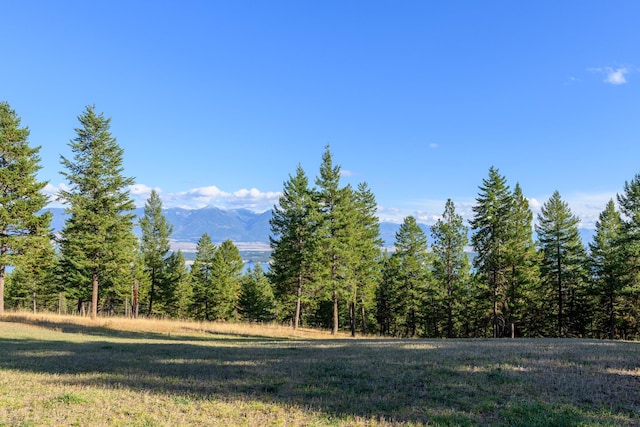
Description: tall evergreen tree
239,263,276,322
392,216,430,337
0,102,52,315
350,182,383,336
139,189,173,316
589,199,624,339
269,165,319,329
209,239,243,320
57,106,136,319
504,183,540,337
536,191,588,337
190,233,216,320
470,167,512,338
616,175,640,338
315,146,356,335
6,237,55,312
376,250,397,335
431,199,469,338
164,250,192,319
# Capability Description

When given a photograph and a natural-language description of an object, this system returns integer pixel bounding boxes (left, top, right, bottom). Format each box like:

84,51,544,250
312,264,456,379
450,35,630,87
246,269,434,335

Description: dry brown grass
2,311,347,339
1,312,639,426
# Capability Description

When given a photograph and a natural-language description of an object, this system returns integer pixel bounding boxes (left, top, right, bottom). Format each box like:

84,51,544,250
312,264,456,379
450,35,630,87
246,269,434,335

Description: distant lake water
243,261,271,273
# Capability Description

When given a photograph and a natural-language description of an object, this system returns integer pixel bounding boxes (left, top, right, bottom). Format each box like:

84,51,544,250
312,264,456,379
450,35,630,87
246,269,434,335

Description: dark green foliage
349,182,383,336
140,189,173,316
431,199,470,338
376,250,396,335
314,146,359,334
5,239,56,312
588,200,624,339
190,235,242,321
269,165,319,328
390,216,430,337
163,250,192,319
504,183,540,337
0,102,53,314
7,100,640,339
57,106,137,318
239,263,276,322
470,167,513,337
190,233,216,320
210,239,243,320
536,191,589,337
616,176,640,339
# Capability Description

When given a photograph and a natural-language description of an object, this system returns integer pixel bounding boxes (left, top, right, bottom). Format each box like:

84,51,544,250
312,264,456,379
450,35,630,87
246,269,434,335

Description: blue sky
3,1,639,227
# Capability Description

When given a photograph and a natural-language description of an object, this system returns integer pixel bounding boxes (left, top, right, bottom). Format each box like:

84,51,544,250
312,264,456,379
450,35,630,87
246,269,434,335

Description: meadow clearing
1,313,639,426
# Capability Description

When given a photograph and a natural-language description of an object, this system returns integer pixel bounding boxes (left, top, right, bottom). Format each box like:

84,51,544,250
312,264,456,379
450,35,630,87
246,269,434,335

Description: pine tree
239,263,276,322
589,199,624,339
504,183,540,337
209,239,243,320
392,216,430,337
269,164,319,328
315,146,356,335
470,167,512,338
616,175,640,339
536,191,588,337
350,182,383,336
6,237,55,312
57,106,136,319
190,233,216,320
376,250,397,335
0,102,53,315
431,199,470,338
164,250,192,319
140,189,173,316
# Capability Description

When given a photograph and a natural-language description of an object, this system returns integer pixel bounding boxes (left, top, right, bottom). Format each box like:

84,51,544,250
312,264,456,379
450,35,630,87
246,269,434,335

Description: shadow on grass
1,319,639,426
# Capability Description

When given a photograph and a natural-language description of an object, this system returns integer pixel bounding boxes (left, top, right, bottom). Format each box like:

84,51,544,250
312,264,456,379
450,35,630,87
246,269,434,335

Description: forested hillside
3,102,639,339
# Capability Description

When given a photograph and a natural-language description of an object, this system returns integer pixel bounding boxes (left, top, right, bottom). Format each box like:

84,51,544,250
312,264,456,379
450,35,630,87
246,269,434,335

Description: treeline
2,102,640,339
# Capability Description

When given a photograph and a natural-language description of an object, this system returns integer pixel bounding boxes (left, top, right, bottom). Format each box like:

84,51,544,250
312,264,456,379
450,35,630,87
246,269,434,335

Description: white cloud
379,192,614,230
42,182,69,207
129,183,158,196
429,143,439,149
604,67,629,85
378,198,476,225
44,182,281,212
341,169,355,178
590,66,631,85
528,198,542,212
530,192,616,229
165,185,280,211
184,185,230,199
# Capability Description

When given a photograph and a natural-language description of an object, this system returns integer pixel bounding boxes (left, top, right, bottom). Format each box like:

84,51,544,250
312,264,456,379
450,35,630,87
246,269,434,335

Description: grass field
1,313,639,426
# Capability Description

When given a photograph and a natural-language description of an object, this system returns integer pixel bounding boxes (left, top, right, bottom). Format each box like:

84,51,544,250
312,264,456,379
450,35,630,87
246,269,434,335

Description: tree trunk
148,267,155,316
360,302,367,335
609,293,615,340
349,301,356,337
557,242,563,337
0,264,5,316
331,290,338,335
447,275,453,338
132,280,139,319
91,268,99,320
493,285,499,338
294,281,302,330
447,298,454,339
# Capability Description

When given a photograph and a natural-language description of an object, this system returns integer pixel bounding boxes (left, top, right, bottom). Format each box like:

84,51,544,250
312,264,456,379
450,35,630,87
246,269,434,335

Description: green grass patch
1,315,639,426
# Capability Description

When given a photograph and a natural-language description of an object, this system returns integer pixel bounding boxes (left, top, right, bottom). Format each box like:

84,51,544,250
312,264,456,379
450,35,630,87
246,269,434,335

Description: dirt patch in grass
1,314,639,426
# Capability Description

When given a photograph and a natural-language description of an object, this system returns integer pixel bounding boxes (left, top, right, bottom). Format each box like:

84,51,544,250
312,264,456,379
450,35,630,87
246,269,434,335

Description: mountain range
45,207,595,252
